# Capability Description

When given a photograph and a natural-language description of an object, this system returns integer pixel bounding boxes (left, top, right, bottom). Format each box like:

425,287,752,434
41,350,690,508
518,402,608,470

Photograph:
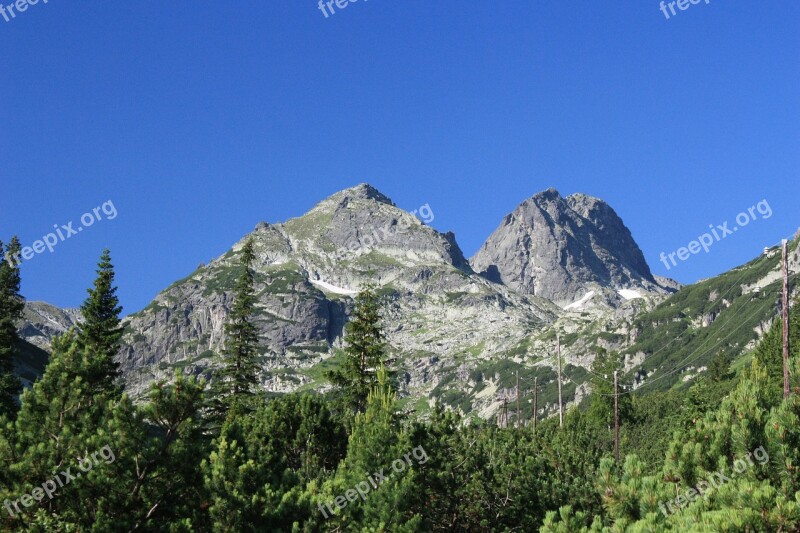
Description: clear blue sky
1,1,797,314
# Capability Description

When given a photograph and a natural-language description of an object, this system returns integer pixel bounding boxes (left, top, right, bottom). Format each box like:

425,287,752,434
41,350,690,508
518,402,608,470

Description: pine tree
754,297,800,403
79,248,123,393
0,330,208,531
545,346,800,532
586,349,631,431
0,237,24,418
203,393,347,530
707,349,732,382
316,365,424,531
214,237,261,417
327,284,389,415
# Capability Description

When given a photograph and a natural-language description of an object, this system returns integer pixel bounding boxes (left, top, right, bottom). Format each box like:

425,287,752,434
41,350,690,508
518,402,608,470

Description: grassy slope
623,238,797,393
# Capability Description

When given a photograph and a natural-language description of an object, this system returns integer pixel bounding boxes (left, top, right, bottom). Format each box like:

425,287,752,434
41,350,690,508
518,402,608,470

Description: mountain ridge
15,184,793,423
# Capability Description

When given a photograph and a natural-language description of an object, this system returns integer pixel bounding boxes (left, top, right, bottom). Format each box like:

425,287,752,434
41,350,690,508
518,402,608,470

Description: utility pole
516,371,521,429
614,370,620,462
782,239,791,399
533,376,538,434
497,395,508,428
557,333,563,428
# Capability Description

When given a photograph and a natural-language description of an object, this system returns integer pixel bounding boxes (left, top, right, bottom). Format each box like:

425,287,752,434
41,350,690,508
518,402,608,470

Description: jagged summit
339,183,395,205
306,183,396,216
471,188,662,307
279,182,468,270
533,187,562,200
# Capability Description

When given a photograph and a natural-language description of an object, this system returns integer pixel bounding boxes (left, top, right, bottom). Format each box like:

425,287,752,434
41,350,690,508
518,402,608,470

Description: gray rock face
20,302,82,351
15,184,691,418
470,188,665,307
116,183,556,397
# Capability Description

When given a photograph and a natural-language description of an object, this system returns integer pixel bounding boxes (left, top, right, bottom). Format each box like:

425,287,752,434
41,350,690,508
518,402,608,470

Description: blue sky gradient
1,1,798,314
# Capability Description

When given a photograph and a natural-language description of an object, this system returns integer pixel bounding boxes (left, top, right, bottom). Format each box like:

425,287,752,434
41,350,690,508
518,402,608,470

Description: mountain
14,184,794,423
19,301,82,351
10,302,82,388
471,188,670,308
115,184,558,407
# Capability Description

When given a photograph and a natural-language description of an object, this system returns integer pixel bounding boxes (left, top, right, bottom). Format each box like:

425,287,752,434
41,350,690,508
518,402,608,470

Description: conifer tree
754,297,800,402
316,366,424,531
203,393,347,530
214,237,261,417
327,284,388,415
79,248,123,393
707,349,732,382
0,329,208,531
543,336,800,532
0,237,23,418
586,349,631,430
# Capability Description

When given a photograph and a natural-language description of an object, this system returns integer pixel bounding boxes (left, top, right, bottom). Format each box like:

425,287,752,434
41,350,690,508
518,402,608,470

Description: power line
618,286,785,395
494,243,795,424
516,251,794,399
573,260,794,396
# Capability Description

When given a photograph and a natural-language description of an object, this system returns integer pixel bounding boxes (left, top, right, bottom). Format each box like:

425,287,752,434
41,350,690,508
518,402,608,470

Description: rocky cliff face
18,184,713,420
116,184,557,399
20,302,82,351
470,188,667,308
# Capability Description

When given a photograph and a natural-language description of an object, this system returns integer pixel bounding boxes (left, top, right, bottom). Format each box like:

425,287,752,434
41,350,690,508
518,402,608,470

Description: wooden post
557,333,563,428
614,370,620,462
533,376,538,434
516,371,521,429
783,240,791,399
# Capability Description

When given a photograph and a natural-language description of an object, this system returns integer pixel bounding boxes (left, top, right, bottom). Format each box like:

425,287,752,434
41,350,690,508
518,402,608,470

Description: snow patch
564,291,595,310
618,289,642,300
309,279,358,295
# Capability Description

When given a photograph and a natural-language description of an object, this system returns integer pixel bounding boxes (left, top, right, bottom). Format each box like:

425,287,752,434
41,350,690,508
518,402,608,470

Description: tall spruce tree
327,284,389,415
0,237,23,417
79,249,123,394
585,348,632,430
214,237,261,417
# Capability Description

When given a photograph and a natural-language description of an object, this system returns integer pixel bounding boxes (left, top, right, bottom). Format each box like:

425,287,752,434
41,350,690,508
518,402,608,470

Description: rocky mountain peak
471,188,662,307
532,187,562,201
565,192,654,282
330,183,395,206
516,188,564,215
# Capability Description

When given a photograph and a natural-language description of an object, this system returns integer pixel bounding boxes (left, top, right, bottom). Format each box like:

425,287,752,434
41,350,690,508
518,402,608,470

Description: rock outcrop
471,188,667,307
